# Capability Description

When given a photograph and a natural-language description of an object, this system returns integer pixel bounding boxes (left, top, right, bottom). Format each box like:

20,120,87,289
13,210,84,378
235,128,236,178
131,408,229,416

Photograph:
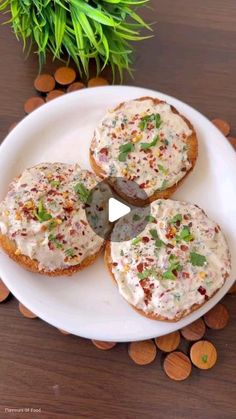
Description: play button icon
84,177,151,242
108,198,130,222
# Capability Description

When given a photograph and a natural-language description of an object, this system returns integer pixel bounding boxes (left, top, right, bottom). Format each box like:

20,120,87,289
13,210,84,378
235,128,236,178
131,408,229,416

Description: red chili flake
140,183,146,189
131,130,137,135
137,262,144,272
142,236,150,243
183,214,190,220
80,220,88,226
111,133,117,139
113,262,118,267
56,233,64,240
121,123,125,130
198,286,206,295
182,272,190,278
31,187,37,192
166,227,175,239
100,147,108,156
180,244,188,251
215,226,219,233
159,145,164,151
160,292,164,298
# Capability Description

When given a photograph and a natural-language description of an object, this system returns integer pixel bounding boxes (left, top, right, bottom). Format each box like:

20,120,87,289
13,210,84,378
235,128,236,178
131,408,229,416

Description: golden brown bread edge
0,233,103,276
104,242,228,322
90,97,198,206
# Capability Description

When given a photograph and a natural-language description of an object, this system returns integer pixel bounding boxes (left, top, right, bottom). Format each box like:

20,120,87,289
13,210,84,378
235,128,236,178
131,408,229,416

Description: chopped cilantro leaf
190,252,207,267
149,229,164,247
176,226,194,242
35,200,52,223
149,229,158,239
65,248,75,257
48,234,63,249
132,237,141,245
74,183,91,203
158,164,168,175
138,268,157,280
118,142,134,161
48,220,57,230
170,214,182,224
50,180,60,188
139,113,161,131
155,239,164,248
140,135,159,150
163,270,176,280
163,256,182,280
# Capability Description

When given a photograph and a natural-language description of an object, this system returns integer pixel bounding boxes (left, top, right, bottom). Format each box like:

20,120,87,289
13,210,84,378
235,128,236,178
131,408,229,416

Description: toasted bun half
0,162,108,276
90,97,198,206
104,199,231,322
0,234,103,276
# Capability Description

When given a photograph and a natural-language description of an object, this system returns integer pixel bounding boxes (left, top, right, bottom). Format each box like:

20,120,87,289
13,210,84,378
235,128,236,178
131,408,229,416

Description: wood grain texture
0,1,236,418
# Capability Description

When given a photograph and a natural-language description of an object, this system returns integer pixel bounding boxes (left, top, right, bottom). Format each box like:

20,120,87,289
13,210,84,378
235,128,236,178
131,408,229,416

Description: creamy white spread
92,99,193,197
110,200,231,320
0,163,108,271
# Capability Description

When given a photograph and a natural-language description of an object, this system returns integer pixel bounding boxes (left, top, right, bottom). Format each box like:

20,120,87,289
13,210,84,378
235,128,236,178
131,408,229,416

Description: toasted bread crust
0,234,103,276
90,97,198,206
104,242,228,322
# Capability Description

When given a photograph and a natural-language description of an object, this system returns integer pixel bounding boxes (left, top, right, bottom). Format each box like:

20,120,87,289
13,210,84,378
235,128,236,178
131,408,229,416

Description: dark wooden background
0,1,236,418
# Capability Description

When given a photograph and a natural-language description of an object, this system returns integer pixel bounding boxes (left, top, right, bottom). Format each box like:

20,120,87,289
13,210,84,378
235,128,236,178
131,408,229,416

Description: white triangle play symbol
108,197,131,222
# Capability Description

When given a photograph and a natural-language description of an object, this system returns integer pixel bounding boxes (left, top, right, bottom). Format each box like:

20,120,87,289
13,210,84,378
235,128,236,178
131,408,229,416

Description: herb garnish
48,220,57,230
118,142,134,162
149,229,164,247
50,180,60,188
48,234,63,249
132,237,141,245
190,252,207,267
170,214,183,224
163,255,182,280
201,354,208,363
35,200,52,223
138,268,157,280
176,226,194,242
74,183,91,203
139,114,161,131
140,135,159,150
65,248,75,257
157,164,168,175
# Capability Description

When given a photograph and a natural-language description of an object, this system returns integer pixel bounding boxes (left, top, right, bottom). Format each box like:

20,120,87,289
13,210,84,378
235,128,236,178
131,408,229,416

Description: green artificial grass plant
0,0,152,80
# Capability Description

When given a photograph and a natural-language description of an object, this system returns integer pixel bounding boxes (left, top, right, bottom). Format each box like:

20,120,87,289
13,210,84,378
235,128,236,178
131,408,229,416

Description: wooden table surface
0,1,236,418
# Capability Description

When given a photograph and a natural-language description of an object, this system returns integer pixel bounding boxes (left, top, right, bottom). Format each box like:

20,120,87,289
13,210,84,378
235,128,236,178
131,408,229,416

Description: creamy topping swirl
110,200,231,320
92,98,193,197
0,163,108,271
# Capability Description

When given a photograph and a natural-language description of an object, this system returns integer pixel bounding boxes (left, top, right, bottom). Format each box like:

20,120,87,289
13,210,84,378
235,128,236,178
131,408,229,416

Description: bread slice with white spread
105,199,231,321
0,163,110,276
90,97,198,206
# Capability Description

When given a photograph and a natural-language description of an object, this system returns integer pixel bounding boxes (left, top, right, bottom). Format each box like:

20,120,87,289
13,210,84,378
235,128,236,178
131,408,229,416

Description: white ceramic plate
0,86,235,342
